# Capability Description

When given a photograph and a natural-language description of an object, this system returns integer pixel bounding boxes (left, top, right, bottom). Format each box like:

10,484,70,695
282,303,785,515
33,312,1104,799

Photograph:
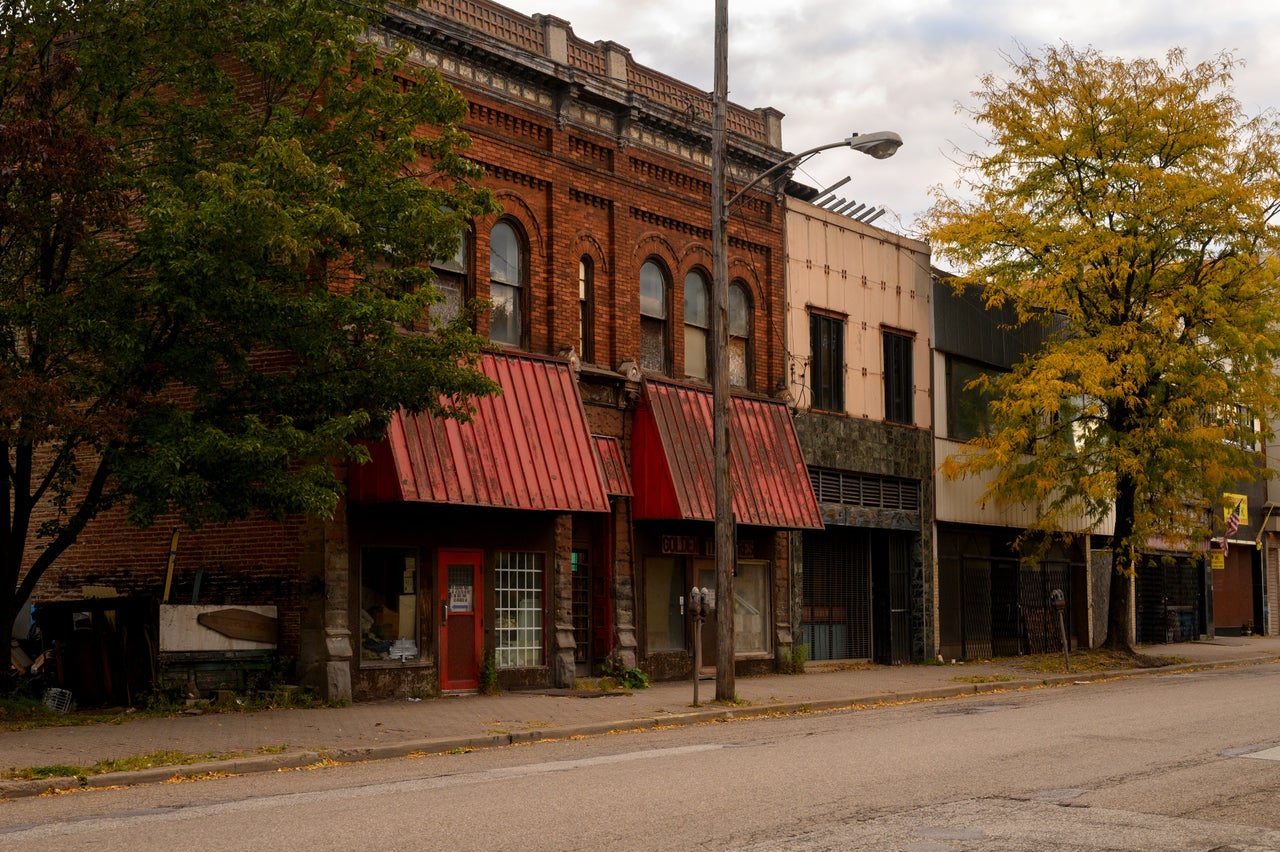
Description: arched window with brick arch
683,269,709,381
489,220,525,347
639,259,670,374
728,280,753,388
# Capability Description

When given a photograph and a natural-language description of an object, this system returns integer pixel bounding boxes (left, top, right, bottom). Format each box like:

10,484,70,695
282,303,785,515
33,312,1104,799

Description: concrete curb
1,751,324,801
2,655,1271,801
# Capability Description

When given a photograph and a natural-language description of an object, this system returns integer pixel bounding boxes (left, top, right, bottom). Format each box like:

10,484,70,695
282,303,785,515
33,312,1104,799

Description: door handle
441,599,448,625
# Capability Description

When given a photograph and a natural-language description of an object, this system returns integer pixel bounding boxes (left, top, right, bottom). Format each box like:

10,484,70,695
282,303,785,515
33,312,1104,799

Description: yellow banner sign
1223,493,1248,525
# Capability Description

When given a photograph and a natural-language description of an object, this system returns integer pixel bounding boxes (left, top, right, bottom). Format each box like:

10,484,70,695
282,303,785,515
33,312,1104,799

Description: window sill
359,658,429,669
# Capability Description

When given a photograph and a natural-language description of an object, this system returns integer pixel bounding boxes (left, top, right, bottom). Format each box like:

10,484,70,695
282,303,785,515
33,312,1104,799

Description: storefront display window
734,560,770,654
360,547,420,664
495,551,544,668
645,556,686,651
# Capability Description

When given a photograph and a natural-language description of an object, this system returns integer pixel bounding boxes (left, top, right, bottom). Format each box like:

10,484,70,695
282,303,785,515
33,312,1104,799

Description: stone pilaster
552,513,576,688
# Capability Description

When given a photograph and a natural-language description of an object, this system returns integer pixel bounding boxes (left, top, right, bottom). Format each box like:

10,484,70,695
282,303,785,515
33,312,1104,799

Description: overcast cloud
499,1,1278,239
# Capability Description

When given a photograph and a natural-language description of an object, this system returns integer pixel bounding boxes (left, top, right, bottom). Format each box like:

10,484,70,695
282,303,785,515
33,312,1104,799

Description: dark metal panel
633,377,823,529
932,279,1048,369
349,353,610,512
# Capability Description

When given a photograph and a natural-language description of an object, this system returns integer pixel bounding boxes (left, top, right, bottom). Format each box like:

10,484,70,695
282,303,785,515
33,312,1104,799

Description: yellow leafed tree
924,45,1280,653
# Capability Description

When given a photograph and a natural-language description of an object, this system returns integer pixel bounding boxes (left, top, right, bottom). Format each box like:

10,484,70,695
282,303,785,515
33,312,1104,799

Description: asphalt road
3,663,1279,851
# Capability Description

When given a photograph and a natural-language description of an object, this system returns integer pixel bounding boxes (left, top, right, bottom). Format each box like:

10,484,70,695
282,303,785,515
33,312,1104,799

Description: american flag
1223,499,1242,556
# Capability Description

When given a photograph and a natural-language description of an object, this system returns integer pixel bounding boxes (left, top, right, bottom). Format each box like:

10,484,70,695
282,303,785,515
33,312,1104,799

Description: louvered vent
808,468,920,511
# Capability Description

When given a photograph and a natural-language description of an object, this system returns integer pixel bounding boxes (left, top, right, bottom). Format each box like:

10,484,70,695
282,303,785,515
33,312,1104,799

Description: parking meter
1050,589,1069,671
690,586,713,705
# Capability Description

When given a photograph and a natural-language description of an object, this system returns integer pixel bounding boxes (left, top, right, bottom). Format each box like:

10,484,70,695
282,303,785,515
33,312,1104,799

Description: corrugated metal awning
349,352,610,513
631,377,823,529
593,435,633,497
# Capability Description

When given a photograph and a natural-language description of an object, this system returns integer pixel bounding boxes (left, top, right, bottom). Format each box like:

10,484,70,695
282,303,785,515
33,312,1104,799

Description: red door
439,549,483,691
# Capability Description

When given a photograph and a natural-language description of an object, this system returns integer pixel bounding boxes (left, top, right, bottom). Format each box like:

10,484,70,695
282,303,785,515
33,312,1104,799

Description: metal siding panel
662,382,713,520
593,436,633,497
731,396,823,529
491,355,532,508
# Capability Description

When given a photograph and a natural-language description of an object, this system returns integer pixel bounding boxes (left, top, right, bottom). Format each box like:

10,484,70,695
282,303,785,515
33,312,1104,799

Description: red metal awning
631,377,823,529
349,352,610,513
593,435,633,497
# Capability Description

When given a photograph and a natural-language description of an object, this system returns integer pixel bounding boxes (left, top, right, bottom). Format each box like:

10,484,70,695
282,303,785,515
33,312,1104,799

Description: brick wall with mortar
22,0,795,700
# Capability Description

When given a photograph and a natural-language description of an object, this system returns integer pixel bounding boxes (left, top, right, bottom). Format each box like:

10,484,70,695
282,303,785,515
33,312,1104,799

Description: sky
500,0,1279,240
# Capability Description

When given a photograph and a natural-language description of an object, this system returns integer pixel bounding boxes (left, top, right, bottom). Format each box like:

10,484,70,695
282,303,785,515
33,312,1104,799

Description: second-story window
430,233,469,326
810,311,844,412
683,270,709,381
884,328,914,425
946,355,1003,441
489,221,524,347
728,282,752,388
578,257,594,363
639,260,669,374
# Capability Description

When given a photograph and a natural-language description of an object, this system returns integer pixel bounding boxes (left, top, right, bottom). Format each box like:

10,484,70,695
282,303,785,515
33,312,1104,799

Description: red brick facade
25,0,804,703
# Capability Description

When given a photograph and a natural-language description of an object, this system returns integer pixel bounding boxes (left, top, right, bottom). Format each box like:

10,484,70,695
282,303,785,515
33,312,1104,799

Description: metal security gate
801,528,871,660
1135,555,1201,644
957,557,1076,659
884,533,913,664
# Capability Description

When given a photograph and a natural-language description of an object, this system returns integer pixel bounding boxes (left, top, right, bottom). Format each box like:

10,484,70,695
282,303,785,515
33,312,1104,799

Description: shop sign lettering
661,535,700,555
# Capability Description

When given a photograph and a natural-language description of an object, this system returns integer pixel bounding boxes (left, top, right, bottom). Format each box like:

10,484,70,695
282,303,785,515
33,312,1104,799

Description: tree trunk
1103,553,1135,653
1102,473,1138,654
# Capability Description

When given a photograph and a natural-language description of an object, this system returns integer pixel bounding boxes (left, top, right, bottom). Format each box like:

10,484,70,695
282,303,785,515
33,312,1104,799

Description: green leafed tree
924,45,1280,653
0,0,500,648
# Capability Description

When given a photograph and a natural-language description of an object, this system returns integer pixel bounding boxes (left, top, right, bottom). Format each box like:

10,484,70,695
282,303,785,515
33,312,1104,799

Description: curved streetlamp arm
724,131,903,213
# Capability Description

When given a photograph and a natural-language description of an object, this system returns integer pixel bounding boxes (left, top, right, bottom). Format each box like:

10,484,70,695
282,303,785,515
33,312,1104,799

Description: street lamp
710,0,901,701
725,132,903,210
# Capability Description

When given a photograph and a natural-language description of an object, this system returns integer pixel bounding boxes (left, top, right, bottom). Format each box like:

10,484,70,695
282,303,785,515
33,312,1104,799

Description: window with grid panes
494,551,544,668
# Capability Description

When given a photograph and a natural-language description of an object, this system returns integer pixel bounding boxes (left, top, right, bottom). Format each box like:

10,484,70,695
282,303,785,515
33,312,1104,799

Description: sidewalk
4,635,1279,800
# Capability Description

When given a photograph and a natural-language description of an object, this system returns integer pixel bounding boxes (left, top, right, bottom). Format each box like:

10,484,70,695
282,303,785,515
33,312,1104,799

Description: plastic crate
42,687,73,714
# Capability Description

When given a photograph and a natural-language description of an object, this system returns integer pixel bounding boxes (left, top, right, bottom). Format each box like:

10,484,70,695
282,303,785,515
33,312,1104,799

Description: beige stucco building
784,197,935,663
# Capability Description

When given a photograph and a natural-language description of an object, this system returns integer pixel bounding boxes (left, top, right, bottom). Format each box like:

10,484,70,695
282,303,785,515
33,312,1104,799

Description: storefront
630,377,823,679
346,352,618,699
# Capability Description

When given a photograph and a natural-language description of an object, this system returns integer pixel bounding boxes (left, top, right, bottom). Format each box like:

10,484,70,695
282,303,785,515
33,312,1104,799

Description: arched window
683,270,709,381
489,221,524,347
578,257,594,363
728,282,752,387
430,233,469,326
639,260,669,374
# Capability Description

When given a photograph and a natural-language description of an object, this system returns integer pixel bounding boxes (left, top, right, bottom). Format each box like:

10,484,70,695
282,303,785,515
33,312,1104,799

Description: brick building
27,0,823,703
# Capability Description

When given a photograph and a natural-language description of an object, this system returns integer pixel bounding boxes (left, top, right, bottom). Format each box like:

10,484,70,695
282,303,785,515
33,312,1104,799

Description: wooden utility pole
710,0,735,702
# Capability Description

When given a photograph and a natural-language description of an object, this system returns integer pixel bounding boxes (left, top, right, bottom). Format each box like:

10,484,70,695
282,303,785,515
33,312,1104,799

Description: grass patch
0,695,144,732
1013,648,1186,675
0,683,323,734
951,674,1015,684
3,749,226,782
